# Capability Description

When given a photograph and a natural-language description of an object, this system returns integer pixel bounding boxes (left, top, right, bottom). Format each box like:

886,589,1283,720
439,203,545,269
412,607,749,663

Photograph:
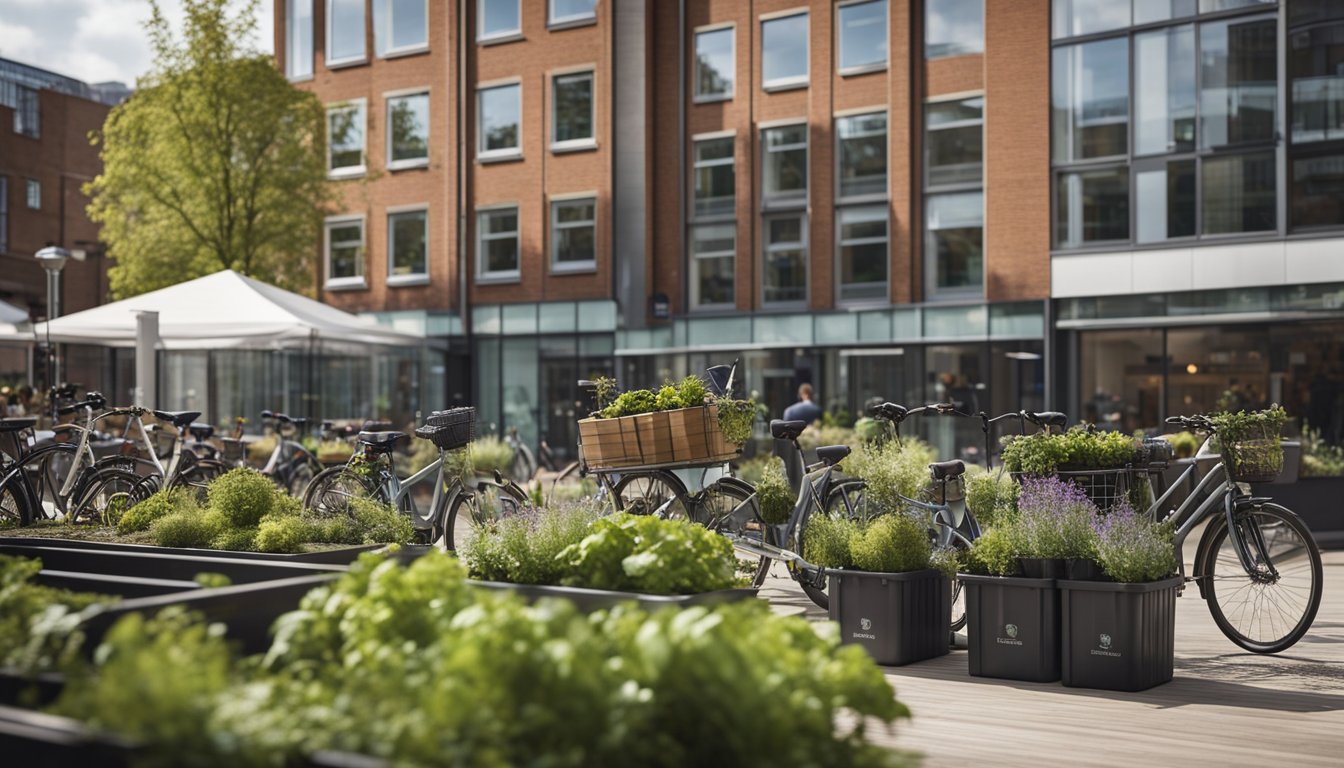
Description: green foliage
1000,426,1139,474
461,500,605,585
1095,507,1176,583
755,461,795,525
654,384,685,411
851,514,932,574
1210,405,1287,480
599,389,658,419
1300,424,1344,477
151,507,222,548
853,416,883,443
675,375,708,407
192,572,231,589
303,515,361,545
207,468,278,528
802,514,859,569
87,0,331,298
965,527,1020,576
349,497,416,545
733,455,773,485
117,488,194,534
254,515,309,553
798,424,859,451
210,525,257,552
591,375,619,411
963,466,1020,529
929,547,963,581
559,514,740,594
1164,431,1201,460
841,438,938,515
0,555,112,671
714,399,756,445
468,435,515,476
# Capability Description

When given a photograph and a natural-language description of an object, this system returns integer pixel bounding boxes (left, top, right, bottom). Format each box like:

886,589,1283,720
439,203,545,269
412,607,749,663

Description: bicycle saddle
770,419,807,441
816,445,851,467
1023,410,1067,429
358,430,407,451
153,410,202,428
189,423,214,441
0,417,37,433
929,459,966,480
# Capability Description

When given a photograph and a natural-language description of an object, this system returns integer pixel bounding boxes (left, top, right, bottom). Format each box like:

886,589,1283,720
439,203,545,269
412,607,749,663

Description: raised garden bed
0,535,380,564
468,580,757,612
0,541,347,585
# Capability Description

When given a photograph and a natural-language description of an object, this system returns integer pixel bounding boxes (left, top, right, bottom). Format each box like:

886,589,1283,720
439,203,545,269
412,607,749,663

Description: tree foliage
87,0,330,298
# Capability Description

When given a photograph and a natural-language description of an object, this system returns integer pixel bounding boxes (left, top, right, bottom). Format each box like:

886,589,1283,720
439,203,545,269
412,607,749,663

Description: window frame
836,109,890,202
693,23,736,103
548,0,598,30
326,99,368,178
924,93,984,191
285,0,314,80
837,0,889,76
478,0,523,43
373,0,429,59
549,193,598,274
325,0,368,68
13,86,39,138
476,203,521,283
324,214,367,290
835,204,890,305
386,205,430,286
24,178,40,210
925,190,986,299
926,0,985,59
691,130,737,220
385,89,431,170
689,222,737,310
477,80,523,162
762,211,809,307
761,10,810,92
551,69,597,152
761,120,810,210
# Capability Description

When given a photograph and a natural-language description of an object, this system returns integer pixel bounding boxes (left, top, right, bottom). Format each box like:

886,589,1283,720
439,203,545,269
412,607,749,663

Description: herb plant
964,466,1020,528
560,513,740,594
851,514,932,574
755,460,795,525
1015,476,1099,560
1094,502,1176,583
964,527,1019,576
1000,426,1139,474
714,398,756,445
840,438,938,516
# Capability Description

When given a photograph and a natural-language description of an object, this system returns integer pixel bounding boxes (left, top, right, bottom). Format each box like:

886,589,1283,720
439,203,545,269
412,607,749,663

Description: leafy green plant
755,461,794,525
840,438,937,516
1164,431,1201,460
460,500,605,585
654,384,684,411
467,435,515,475
0,555,112,671
963,466,1020,529
117,488,194,534
714,398,756,445
207,468,278,528
349,497,416,545
1094,504,1176,583
733,455,773,485
210,525,258,552
254,515,309,553
1300,424,1344,477
304,515,361,545
591,375,618,411
1000,426,1139,474
150,507,221,549
802,514,859,569
675,375,708,407
929,547,962,581
964,527,1020,576
853,416,883,443
851,514,931,574
559,514,740,594
1210,405,1287,480
599,389,657,419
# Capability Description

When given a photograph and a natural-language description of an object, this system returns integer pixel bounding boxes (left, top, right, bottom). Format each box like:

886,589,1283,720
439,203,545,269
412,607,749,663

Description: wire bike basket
1218,430,1284,484
415,407,477,451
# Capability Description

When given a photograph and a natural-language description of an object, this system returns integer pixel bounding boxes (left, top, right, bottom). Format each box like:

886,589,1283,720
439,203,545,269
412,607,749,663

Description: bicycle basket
1221,435,1283,484
417,407,476,450
219,438,246,463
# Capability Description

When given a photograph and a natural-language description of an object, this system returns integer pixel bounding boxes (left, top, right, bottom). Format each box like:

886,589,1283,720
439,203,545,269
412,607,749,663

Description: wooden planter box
579,405,739,469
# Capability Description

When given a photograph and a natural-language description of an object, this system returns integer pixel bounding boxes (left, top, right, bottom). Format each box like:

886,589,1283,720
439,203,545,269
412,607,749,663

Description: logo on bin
860,617,872,631
1091,632,1122,658
996,623,1023,646
1099,633,1112,650
1006,624,1018,639
852,617,876,640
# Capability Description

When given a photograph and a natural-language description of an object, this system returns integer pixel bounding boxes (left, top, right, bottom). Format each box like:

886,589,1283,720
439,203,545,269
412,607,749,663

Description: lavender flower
1014,476,1100,559
1093,500,1176,582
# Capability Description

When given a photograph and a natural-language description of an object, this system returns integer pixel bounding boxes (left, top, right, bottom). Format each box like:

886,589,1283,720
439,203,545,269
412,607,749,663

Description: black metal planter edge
466,580,759,612
0,536,380,564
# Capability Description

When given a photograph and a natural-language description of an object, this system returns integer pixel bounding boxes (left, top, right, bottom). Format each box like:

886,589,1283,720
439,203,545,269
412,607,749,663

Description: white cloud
0,21,42,63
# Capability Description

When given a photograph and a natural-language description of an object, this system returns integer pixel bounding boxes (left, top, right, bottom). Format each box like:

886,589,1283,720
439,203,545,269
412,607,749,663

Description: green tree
87,0,330,298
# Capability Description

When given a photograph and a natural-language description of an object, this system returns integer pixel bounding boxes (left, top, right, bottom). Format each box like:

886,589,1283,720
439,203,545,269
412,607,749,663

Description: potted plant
578,375,755,469
1001,426,1141,509
1015,476,1101,580
1058,502,1180,692
803,513,952,666
959,523,1062,683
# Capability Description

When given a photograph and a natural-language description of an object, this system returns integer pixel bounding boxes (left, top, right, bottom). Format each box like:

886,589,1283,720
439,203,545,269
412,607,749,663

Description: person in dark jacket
782,383,823,423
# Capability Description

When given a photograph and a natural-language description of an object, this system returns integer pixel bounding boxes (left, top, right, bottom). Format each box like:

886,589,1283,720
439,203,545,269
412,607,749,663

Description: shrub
963,466,1020,529
210,526,257,552
1015,476,1099,559
559,513,739,594
207,469,278,528
461,500,604,585
151,508,222,549
802,514,858,569
1094,503,1176,583
756,461,794,525
1000,426,1138,474
1164,431,1201,460
675,375,707,407
349,497,415,545
851,514,931,574
254,515,308,554
468,436,514,476
840,438,937,515
305,515,362,545
117,488,196,535
965,527,1019,576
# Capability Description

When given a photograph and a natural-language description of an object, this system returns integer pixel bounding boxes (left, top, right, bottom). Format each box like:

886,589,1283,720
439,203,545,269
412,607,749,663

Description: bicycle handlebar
1166,414,1214,432
56,392,107,416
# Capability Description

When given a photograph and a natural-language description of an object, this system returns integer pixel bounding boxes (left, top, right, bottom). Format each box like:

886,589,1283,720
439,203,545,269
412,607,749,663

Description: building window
763,213,807,304
694,26,734,101
388,209,428,281
1052,37,1129,163
0,177,7,254
1290,20,1344,145
1135,158,1196,242
327,100,366,177
837,112,887,199
691,223,735,308
762,124,808,207
549,0,596,28
926,97,982,188
25,179,40,210
477,206,520,280
387,92,429,168
838,206,888,302
479,0,521,41
478,83,521,159
374,0,428,57
693,136,735,217
326,0,366,66
1052,0,1130,40
762,12,808,90
1134,24,1196,156
1290,153,1344,230
285,0,313,78
926,0,983,59
1056,167,1129,246
552,71,595,149
551,196,596,272
325,217,365,286
839,0,887,74
1202,151,1276,234
926,192,983,295
1200,15,1277,149
13,86,38,138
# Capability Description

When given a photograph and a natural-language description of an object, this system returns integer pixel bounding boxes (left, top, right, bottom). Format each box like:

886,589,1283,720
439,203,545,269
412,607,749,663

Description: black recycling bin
1059,576,1181,692
961,574,1060,682
828,569,950,666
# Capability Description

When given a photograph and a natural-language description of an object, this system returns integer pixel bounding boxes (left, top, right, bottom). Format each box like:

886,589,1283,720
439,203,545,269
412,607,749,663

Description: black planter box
0,543,348,585
960,574,1060,683
827,568,950,666
1249,476,1344,549
0,536,380,565
1059,576,1182,692
467,580,757,613
0,704,135,766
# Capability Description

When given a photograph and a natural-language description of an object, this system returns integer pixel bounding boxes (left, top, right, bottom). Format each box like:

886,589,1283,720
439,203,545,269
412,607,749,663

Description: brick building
278,0,1344,458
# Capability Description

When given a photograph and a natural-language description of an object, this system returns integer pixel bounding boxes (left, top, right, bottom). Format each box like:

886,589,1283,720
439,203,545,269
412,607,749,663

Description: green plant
1,555,112,671
1164,431,1201,460
1209,405,1287,480
254,515,309,553
654,384,684,411
841,438,938,515
733,455,773,484
798,423,860,451
851,514,931,574
675,375,708,407
349,497,416,545
599,388,658,419
802,514,859,569
853,416,883,443
929,547,962,581
1300,423,1344,477
591,375,618,411
192,572,232,589
117,488,194,534
714,398,756,445
210,525,258,552
461,500,604,585
467,435,515,475
150,507,222,549
1094,504,1176,583
207,468,278,528
963,466,1020,529
755,461,794,525
1015,476,1098,559
304,515,361,545
964,527,1019,576
559,513,740,594
1000,426,1139,474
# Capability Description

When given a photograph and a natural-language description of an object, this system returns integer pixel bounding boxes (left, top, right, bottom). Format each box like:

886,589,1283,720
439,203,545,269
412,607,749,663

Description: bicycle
504,426,538,484
238,410,323,497
302,408,528,550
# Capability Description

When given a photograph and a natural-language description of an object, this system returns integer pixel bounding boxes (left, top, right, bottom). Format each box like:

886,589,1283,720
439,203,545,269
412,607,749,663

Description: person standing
783,383,823,423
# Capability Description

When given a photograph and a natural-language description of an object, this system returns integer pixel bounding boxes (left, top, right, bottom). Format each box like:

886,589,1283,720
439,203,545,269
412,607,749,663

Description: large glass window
1199,0,1274,13
387,92,429,167
693,136,735,217
551,197,596,271
1135,25,1196,156
549,0,596,27
1200,16,1277,148
926,192,983,294
325,217,365,284
327,101,366,176
839,0,887,73
479,0,521,40
926,0,984,58
1136,159,1196,242
388,209,428,279
25,179,39,210
1078,329,1163,432
762,12,808,89
1052,0,1131,40
286,0,313,78
478,83,521,158
1291,153,1344,230
477,207,519,279
373,0,427,56
1052,37,1129,162
763,214,807,304
553,71,594,147
762,124,808,207
691,223,735,308
838,206,888,302
837,113,887,199
1202,151,1276,233
694,26,734,101
1133,0,1196,25
13,86,38,138
1290,22,1344,144
1056,167,1129,246
926,97,983,187
327,0,366,65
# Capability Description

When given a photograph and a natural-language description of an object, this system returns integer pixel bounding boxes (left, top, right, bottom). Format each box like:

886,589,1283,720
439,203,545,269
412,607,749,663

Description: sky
0,0,273,86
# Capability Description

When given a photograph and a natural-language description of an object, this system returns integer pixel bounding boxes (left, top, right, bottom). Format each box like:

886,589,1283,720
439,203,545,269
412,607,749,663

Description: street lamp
35,246,69,387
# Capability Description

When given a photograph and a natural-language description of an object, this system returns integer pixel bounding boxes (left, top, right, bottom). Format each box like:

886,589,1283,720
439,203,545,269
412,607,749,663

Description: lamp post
35,246,69,387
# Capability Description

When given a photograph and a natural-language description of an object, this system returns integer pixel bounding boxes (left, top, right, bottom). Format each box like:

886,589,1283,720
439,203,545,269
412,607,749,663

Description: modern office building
276,0,1344,458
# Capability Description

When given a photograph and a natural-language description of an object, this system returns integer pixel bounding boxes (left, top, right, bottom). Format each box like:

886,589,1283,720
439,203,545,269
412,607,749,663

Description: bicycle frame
375,452,462,531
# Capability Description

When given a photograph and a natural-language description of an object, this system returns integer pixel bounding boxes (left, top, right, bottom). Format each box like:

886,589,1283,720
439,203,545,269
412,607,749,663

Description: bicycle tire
438,482,529,551
611,470,691,519
510,444,536,484
302,465,380,518
0,473,38,527
19,442,86,519
169,457,230,499
1200,502,1322,654
700,477,771,588
71,468,146,525
791,479,871,609
285,455,321,498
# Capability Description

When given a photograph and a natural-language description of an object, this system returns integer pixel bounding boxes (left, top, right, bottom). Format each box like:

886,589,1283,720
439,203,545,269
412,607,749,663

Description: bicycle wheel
509,445,536,484
170,457,230,500
1201,502,1322,654
0,477,36,527
438,483,529,551
700,478,770,588
286,455,321,498
611,471,690,520
790,480,871,609
302,466,378,518
71,469,146,525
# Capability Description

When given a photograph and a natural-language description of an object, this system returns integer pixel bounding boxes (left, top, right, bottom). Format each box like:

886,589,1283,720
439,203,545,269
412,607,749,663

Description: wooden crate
578,411,676,468
667,405,740,463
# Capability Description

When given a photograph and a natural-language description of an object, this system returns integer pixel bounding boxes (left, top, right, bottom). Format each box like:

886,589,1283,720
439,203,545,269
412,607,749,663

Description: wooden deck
758,548,1344,767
